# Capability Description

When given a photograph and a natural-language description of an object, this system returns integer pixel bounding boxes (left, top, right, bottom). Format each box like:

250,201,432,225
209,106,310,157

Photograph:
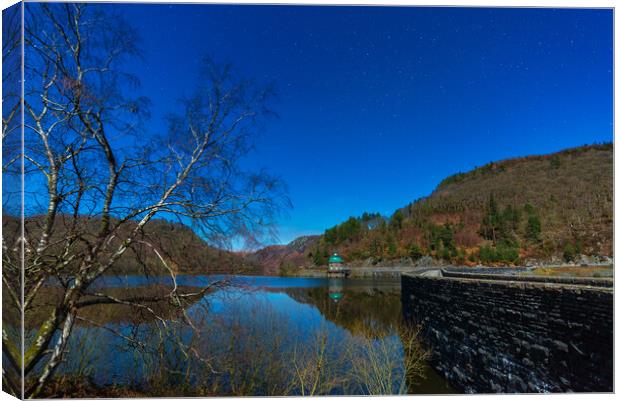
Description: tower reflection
328,278,344,302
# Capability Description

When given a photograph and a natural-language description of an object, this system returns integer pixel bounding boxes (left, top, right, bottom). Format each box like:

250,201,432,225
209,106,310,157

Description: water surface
58,275,453,395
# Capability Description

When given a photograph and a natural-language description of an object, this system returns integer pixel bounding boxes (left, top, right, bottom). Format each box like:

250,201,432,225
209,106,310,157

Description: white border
0,1,616,401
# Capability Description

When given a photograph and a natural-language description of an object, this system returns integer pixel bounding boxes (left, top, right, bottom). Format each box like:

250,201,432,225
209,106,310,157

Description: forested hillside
7,144,612,275
2,215,259,275
305,143,613,267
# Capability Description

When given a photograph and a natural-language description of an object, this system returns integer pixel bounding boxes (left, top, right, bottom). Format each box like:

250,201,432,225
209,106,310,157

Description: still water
58,275,453,395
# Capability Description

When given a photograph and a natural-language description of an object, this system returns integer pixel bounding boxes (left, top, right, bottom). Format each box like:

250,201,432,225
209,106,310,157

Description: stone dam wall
401,271,613,393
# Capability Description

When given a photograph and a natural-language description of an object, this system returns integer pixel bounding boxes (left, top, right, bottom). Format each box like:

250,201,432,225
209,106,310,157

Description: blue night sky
117,5,612,246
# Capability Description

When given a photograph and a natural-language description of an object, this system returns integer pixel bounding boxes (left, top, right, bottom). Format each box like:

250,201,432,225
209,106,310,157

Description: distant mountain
274,143,613,268
245,235,320,275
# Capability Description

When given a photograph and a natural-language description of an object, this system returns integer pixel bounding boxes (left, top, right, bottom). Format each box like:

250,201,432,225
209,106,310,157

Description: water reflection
41,275,452,396
328,278,344,302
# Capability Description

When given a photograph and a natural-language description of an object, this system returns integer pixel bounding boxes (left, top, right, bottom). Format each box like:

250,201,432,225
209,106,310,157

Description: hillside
2,215,260,276
7,144,613,275
245,235,320,275
287,143,613,268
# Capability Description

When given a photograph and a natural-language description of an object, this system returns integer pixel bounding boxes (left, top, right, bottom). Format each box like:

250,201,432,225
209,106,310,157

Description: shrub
279,261,296,276
409,244,423,260
563,243,576,262
478,244,519,264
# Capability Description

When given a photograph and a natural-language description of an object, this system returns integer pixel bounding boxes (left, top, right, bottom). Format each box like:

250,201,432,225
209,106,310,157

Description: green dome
329,292,343,301
328,254,343,263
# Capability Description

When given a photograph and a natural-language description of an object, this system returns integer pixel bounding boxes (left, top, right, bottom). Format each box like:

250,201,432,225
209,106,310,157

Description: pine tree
390,210,404,230
526,215,542,243
480,194,500,243
563,243,576,262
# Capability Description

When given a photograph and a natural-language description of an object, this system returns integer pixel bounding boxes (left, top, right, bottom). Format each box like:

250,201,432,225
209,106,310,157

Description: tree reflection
39,282,430,397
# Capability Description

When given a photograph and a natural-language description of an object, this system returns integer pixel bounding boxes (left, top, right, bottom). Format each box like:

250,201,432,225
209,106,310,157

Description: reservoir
49,275,453,395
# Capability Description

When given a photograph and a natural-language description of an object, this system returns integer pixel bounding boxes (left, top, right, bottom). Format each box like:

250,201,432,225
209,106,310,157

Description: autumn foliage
307,144,612,266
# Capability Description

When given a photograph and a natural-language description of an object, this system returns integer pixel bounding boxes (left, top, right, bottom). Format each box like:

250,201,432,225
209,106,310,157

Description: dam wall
401,271,613,393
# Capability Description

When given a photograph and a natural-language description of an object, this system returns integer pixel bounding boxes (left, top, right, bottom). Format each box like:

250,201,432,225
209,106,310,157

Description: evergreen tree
387,234,397,256
523,202,535,214
526,215,542,243
502,204,521,231
480,194,500,243
563,243,576,262
312,245,329,266
390,210,404,230
439,224,456,252
497,205,519,247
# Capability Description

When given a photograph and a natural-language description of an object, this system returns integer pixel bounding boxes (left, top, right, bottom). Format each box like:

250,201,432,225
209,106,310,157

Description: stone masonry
401,271,613,393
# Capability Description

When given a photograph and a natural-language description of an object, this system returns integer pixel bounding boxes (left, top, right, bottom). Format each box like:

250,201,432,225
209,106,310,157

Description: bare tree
2,3,287,397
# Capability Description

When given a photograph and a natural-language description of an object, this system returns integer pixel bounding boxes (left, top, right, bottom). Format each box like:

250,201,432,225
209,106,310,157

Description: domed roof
329,292,343,301
328,253,343,263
